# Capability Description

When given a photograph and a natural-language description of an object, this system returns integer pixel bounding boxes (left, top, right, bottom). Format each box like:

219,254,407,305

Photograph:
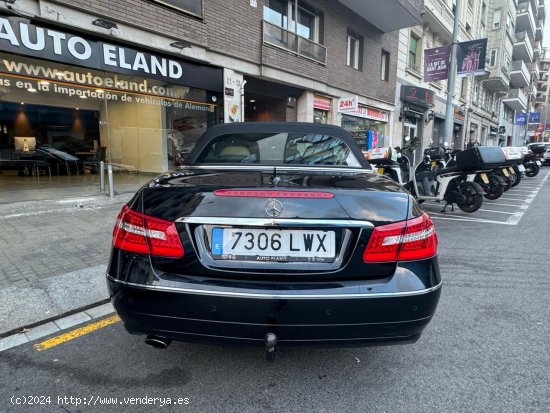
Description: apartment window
489,49,498,67
151,0,203,17
380,49,390,81
505,13,514,38
473,83,479,104
481,2,487,27
503,53,511,74
493,9,501,29
347,34,360,70
461,78,468,99
452,0,457,14
408,33,420,72
264,0,320,42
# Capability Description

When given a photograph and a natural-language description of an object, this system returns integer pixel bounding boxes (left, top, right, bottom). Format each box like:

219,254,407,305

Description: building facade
393,0,546,158
0,0,422,177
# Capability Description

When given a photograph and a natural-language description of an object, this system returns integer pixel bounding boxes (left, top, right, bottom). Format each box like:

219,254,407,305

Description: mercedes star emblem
265,199,283,217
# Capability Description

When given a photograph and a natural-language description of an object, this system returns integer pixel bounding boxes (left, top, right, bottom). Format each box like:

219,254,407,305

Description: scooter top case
364,147,397,165
454,146,507,172
518,147,529,156
423,147,445,160
501,147,524,165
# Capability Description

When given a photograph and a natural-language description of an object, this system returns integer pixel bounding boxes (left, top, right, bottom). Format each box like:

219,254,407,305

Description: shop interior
243,76,303,122
0,52,219,191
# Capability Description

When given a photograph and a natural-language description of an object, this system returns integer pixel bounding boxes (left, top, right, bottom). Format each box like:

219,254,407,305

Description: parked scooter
404,147,485,213
364,147,408,185
501,147,524,187
519,147,540,177
445,148,507,201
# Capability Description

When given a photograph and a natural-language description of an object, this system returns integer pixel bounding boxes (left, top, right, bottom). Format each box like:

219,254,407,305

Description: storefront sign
515,113,526,125
314,95,331,111
223,68,242,122
0,16,222,91
424,46,450,82
400,86,435,108
343,105,389,122
453,107,465,122
337,96,358,112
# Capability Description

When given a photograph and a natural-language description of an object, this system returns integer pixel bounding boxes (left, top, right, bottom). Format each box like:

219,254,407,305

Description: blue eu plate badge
211,228,224,255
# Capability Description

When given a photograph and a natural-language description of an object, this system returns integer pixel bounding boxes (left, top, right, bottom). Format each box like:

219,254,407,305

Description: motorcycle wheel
484,175,504,200
501,175,512,192
510,169,521,188
525,163,539,177
457,181,483,213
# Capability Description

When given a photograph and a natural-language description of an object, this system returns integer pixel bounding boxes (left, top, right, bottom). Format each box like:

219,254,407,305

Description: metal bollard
99,161,105,192
108,163,114,199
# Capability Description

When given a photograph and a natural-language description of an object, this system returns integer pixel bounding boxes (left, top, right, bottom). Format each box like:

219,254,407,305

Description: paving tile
24,322,60,341
54,312,92,330
84,303,115,319
0,333,28,352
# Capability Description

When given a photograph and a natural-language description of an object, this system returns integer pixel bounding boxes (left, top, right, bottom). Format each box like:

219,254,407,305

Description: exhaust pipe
145,335,171,349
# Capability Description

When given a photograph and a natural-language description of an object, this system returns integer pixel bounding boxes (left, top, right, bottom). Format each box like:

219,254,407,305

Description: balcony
531,83,538,98
539,2,546,20
533,41,542,59
536,20,543,41
517,1,537,38
540,84,548,92
513,31,534,62
484,67,511,93
535,93,546,103
502,88,528,111
262,21,327,65
422,0,455,43
336,0,422,32
532,61,540,80
510,60,531,87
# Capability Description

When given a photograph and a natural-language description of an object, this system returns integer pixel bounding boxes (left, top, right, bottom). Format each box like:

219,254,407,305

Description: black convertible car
107,122,441,357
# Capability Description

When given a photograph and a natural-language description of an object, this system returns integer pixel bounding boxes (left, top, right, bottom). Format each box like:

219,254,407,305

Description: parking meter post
99,161,105,192
108,163,114,199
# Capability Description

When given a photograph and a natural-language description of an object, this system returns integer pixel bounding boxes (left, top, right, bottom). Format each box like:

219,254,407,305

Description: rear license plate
517,164,526,172
211,228,336,262
536,161,542,166
479,173,489,184
502,168,509,177
377,167,384,175
508,167,515,174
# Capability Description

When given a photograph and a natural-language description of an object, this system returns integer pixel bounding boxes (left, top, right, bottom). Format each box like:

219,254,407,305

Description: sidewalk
0,173,152,335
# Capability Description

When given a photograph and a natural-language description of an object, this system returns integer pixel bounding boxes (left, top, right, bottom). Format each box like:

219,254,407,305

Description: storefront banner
223,68,242,122
424,45,450,82
314,95,331,111
528,112,541,123
337,96,358,112
0,16,222,91
515,113,526,125
457,38,488,78
343,106,389,122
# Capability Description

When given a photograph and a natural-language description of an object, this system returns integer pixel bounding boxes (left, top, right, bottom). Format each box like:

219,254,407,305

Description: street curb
0,300,116,352
0,299,110,339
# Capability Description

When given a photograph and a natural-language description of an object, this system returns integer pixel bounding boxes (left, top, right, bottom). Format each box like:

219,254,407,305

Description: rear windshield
194,133,361,167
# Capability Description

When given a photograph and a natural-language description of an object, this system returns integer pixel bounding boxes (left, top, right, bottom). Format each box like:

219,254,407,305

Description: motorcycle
363,147,408,185
446,148,507,201
519,147,540,177
404,147,485,213
501,147,524,188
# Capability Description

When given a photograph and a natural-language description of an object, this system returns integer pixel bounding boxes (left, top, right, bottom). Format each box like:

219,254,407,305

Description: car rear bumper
107,275,441,346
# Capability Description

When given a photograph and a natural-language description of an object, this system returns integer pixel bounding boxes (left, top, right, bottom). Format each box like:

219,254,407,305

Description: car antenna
271,166,280,186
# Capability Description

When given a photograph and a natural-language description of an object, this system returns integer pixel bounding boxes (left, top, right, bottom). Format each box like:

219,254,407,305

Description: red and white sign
314,95,331,111
343,105,389,122
337,96,358,112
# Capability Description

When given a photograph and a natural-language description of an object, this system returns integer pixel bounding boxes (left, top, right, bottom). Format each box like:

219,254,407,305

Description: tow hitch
265,332,277,362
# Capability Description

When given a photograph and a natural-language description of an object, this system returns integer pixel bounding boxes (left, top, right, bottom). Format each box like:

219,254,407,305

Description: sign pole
444,0,462,145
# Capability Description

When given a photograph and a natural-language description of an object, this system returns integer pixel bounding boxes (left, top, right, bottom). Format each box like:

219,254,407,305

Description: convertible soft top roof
185,121,369,168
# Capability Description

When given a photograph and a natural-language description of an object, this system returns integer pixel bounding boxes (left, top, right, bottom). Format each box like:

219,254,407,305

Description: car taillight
363,213,437,263
112,205,184,258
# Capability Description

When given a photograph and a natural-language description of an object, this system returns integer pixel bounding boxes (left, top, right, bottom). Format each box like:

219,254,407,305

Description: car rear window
194,133,361,167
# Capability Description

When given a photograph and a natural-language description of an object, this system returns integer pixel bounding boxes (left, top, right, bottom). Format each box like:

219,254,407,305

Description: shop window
380,50,390,81
347,33,361,70
151,0,203,18
408,33,420,72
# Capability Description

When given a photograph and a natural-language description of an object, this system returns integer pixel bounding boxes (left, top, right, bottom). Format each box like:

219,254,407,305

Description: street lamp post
444,0,462,146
